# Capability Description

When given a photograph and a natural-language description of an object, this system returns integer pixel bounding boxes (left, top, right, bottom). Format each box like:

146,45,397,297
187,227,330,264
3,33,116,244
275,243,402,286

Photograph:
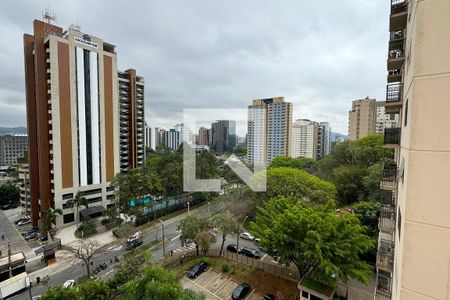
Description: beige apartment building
348,97,376,141
375,0,450,299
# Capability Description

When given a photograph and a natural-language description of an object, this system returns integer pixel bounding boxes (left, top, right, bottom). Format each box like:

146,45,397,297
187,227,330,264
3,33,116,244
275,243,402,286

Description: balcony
377,239,395,272
380,190,395,206
381,163,397,190
384,127,401,148
385,83,403,114
375,270,392,300
379,203,396,233
388,40,405,70
390,0,408,32
387,68,402,83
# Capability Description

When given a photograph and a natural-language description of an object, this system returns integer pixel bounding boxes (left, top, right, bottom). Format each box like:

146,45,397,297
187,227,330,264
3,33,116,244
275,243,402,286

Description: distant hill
330,131,348,142
0,127,27,136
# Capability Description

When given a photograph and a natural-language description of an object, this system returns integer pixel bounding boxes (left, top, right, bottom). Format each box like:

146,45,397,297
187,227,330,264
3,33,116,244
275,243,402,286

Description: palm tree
41,207,63,234
67,191,89,223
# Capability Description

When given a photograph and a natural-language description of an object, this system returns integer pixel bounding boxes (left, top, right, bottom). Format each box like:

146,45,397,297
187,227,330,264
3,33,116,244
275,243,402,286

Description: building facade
290,119,318,159
317,122,331,159
0,135,28,166
247,97,292,165
145,124,152,149
211,120,236,153
375,1,450,299
197,127,209,146
118,69,145,173
348,97,377,141
376,101,398,134
23,20,142,227
18,165,30,214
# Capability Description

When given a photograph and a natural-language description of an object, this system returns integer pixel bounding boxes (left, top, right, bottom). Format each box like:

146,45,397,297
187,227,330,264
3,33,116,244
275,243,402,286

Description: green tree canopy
77,279,110,300
212,211,238,256
41,286,80,300
331,165,367,204
0,183,19,205
264,167,336,204
178,214,212,256
269,156,318,173
250,196,374,284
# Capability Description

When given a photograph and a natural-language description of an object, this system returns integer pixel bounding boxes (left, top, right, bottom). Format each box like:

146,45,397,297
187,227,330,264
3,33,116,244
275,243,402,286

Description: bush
221,262,230,273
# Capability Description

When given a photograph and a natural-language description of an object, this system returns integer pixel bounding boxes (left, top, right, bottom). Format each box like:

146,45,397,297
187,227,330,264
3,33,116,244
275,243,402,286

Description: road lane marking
195,268,211,281
187,277,222,300
170,234,181,241
245,289,255,299
103,269,114,277
261,253,268,261
204,272,221,287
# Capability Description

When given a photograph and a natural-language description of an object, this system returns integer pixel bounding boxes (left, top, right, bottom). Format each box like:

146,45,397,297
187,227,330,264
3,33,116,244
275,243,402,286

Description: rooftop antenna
69,23,81,31
42,8,56,24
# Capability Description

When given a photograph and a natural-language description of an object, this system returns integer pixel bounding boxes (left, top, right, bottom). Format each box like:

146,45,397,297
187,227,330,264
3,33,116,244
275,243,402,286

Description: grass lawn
167,256,299,299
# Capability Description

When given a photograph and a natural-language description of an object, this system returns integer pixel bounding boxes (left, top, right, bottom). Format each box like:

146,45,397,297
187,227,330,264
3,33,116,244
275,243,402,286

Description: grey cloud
0,0,389,133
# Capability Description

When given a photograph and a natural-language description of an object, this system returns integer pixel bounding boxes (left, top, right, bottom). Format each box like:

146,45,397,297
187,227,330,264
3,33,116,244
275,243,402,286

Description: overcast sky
0,0,389,134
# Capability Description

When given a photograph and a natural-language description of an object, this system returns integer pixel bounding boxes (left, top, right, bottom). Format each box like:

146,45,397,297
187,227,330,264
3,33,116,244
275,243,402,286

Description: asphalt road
10,213,265,300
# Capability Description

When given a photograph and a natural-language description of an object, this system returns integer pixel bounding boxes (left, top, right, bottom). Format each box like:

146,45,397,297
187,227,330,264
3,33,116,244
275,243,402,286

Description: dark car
262,294,275,300
240,247,261,259
125,239,143,251
186,261,208,279
24,232,39,241
232,283,251,300
227,244,240,253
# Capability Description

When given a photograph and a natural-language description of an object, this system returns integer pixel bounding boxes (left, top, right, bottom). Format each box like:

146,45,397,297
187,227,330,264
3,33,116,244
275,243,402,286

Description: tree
269,156,318,173
263,167,336,205
250,196,374,284
67,192,88,223
122,266,205,300
353,201,380,239
178,214,211,256
213,212,237,256
354,135,393,167
41,207,63,232
331,165,367,204
41,286,80,300
195,230,216,255
362,163,382,201
0,183,20,206
77,279,110,300
65,240,102,277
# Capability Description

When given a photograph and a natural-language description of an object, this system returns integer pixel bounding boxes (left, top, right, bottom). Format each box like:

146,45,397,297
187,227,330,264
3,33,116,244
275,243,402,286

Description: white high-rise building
317,122,331,159
290,119,318,159
376,101,398,134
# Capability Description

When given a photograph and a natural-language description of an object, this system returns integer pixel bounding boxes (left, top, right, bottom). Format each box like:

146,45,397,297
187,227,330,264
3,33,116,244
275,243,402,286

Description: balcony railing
375,270,392,300
379,204,396,232
389,40,405,60
380,190,395,206
377,239,395,271
386,83,403,103
382,163,397,181
384,128,401,146
391,0,407,14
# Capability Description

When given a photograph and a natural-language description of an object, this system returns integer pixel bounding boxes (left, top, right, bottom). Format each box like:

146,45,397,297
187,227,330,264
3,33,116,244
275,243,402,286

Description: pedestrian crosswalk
172,243,196,254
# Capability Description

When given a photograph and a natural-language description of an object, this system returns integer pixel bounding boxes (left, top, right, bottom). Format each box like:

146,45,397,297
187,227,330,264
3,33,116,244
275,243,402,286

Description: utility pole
159,220,165,257
236,216,248,251
187,202,190,215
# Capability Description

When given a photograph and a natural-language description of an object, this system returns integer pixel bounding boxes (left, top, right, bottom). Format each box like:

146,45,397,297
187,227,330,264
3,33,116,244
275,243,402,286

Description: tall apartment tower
144,124,152,149
23,20,141,227
348,97,377,141
290,119,318,159
247,97,292,165
197,127,209,146
118,69,145,173
376,101,398,134
0,135,28,166
375,1,450,299
317,122,331,159
211,120,236,153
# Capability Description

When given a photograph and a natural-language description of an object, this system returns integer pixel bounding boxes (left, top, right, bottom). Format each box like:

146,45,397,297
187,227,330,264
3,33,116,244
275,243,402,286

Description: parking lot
181,268,262,300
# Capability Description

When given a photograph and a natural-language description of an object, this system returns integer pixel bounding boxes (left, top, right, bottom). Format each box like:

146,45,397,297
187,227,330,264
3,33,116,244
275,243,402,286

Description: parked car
262,294,275,300
226,244,240,253
232,283,252,300
125,239,143,251
17,219,31,226
31,296,41,300
63,279,75,288
14,216,30,225
239,232,254,240
186,261,208,279
24,232,39,241
240,247,261,259
22,228,39,237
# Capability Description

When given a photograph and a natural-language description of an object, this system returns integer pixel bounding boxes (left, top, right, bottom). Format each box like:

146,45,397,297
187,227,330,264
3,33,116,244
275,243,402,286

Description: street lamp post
236,215,248,251
187,202,190,215
159,220,165,257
